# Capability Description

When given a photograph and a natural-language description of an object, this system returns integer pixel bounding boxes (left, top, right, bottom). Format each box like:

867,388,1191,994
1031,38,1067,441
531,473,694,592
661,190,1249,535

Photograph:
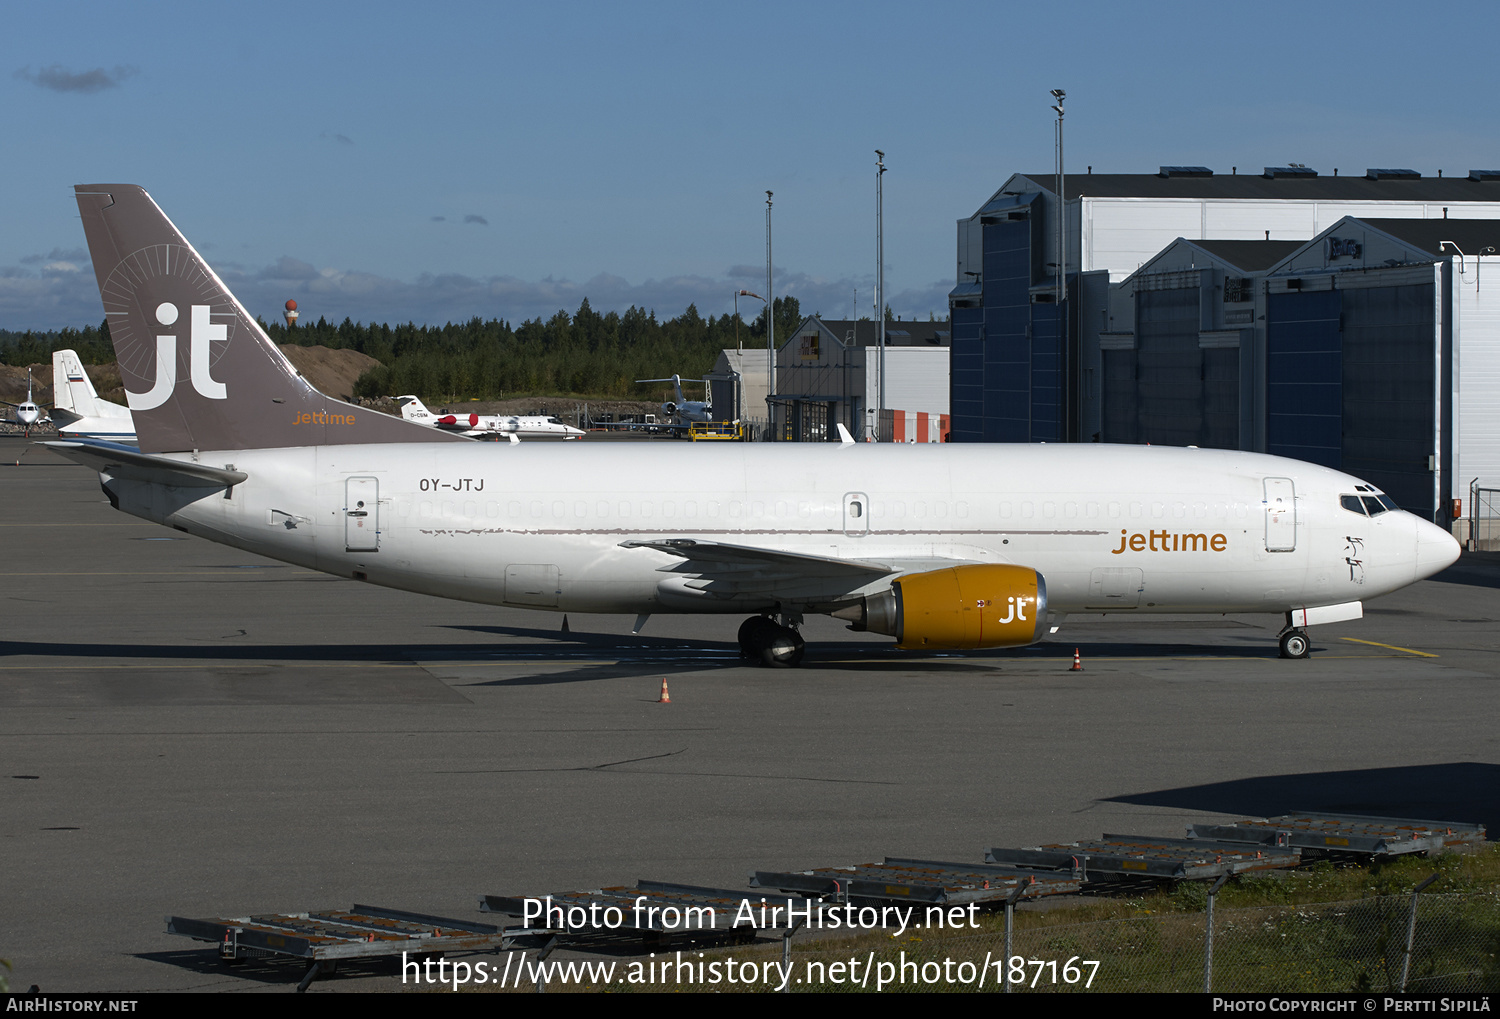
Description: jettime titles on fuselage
1111,530,1229,554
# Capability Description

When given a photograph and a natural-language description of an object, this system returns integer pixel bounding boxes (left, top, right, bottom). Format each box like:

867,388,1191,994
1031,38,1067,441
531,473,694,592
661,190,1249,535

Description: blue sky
5,1,1500,331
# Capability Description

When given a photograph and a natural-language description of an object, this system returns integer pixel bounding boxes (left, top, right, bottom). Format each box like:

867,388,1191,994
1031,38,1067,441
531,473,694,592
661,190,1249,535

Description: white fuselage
100,442,1457,620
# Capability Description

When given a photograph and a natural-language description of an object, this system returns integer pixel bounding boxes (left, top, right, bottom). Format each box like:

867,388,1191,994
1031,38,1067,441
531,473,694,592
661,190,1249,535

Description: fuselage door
345,476,380,552
843,492,870,537
1264,477,1296,552
1088,567,1143,608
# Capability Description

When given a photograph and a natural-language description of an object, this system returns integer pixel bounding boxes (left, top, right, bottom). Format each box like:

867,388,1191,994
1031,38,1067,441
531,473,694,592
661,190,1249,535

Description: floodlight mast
766,190,775,438
1051,89,1065,307
876,150,886,440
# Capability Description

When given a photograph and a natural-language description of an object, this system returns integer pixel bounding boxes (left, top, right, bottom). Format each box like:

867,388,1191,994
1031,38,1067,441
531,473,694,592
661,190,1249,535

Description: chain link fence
769,892,1499,993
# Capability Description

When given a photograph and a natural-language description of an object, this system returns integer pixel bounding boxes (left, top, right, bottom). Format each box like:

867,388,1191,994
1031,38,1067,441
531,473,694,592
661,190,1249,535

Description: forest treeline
0,297,808,401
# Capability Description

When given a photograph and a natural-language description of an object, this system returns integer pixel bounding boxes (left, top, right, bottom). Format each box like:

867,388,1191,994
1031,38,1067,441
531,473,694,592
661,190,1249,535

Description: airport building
950,167,1500,525
705,347,771,435
767,316,949,441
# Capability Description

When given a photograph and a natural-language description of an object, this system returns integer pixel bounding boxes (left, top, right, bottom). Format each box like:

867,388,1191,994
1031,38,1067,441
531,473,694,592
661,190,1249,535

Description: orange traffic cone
1070,648,1083,671
658,678,671,704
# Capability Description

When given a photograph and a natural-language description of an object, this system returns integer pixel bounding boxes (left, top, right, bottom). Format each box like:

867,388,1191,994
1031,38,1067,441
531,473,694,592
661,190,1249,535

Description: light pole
1051,89,1069,442
766,190,775,440
1051,90,1065,307
875,150,886,441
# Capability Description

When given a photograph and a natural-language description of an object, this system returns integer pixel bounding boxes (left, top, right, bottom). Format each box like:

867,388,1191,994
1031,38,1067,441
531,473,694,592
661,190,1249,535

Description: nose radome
1414,516,1461,580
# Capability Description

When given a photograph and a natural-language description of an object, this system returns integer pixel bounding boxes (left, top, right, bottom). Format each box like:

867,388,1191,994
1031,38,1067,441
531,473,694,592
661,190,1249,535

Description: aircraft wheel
1279,629,1310,659
758,624,805,668
738,616,776,660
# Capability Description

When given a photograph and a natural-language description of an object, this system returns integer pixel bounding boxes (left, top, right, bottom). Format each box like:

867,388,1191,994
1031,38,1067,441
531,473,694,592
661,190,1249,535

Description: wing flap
620,539,893,579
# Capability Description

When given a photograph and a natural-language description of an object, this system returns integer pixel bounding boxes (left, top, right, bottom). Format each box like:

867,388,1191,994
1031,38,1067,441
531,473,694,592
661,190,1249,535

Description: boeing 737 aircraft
47,185,1461,666
49,349,137,444
395,395,584,439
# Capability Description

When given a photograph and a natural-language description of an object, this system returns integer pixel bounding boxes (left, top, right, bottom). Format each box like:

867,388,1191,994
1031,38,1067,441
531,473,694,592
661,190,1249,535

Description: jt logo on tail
128,302,228,410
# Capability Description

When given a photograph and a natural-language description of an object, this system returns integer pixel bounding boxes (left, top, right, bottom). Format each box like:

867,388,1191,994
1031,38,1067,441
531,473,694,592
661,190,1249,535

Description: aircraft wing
621,538,893,578
618,539,996,605
44,440,247,488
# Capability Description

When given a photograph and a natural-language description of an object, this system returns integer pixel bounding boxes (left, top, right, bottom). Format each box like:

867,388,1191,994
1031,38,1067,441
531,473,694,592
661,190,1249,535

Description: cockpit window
1341,495,1368,515
1361,495,1394,516
1377,495,1398,512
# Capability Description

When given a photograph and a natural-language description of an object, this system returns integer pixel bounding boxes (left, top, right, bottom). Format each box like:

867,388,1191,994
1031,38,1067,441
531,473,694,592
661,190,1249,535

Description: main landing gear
1278,628,1311,660
738,614,805,668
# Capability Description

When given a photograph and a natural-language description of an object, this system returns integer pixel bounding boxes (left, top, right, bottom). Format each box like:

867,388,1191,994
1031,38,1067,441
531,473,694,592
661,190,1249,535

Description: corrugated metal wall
979,218,1033,441
1267,284,1436,516
1268,290,1342,468
1341,284,1435,513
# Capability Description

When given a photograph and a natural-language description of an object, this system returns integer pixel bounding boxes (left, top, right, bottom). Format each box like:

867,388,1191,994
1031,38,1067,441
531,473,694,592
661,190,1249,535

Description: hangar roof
1001,172,1500,204
1356,218,1500,257
794,317,950,348
1189,240,1304,272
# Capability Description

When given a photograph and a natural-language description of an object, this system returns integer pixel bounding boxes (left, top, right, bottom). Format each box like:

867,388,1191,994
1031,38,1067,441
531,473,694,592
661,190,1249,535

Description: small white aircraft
48,184,1461,667
49,349,137,444
395,395,584,440
3,368,48,436
638,374,712,428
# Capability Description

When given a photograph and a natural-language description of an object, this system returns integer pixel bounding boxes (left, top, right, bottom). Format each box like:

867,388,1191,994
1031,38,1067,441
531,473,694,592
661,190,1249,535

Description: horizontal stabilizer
44,439,246,488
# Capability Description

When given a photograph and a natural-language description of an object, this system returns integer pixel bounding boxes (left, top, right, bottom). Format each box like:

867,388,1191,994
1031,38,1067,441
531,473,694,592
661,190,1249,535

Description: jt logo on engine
125,303,228,410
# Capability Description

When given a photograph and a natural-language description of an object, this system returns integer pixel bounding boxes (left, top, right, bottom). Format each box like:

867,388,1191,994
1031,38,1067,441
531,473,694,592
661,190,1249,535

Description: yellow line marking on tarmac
1339,638,1438,657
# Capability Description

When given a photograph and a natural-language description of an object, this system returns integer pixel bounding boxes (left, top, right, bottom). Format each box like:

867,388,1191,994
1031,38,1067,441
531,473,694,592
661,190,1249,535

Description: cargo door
1264,478,1297,552
1088,567,1143,609
345,476,380,552
505,564,561,607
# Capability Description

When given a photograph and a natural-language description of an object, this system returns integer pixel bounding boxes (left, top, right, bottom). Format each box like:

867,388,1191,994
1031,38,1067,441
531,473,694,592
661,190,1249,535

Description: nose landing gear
738,614,805,668
1278,628,1311,659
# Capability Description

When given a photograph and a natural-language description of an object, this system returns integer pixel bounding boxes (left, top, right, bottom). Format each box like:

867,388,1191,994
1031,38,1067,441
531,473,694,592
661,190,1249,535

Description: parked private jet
395,395,584,440
3,368,48,436
637,374,712,429
47,184,1461,666
49,349,137,444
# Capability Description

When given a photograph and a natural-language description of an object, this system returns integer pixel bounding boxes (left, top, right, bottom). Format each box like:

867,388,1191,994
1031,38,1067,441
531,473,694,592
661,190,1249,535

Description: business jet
49,349,137,444
394,395,584,439
47,184,1461,667
638,375,712,428
3,368,48,436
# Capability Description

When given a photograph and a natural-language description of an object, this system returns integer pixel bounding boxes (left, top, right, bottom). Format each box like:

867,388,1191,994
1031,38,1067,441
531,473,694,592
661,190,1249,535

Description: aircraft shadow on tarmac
1107,762,1500,835
0,623,1296,692
437,624,1284,687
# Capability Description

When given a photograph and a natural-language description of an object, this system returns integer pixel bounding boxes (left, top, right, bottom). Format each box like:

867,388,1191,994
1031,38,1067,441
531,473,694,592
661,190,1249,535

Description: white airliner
3,367,48,436
47,185,1461,666
394,395,584,439
48,349,137,444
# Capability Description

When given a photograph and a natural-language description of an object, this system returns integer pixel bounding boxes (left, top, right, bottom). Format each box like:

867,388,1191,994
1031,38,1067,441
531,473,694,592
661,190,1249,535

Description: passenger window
1341,495,1367,515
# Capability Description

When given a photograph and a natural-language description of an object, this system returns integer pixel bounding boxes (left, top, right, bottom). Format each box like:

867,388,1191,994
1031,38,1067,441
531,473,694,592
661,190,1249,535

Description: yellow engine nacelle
835,564,1048,650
